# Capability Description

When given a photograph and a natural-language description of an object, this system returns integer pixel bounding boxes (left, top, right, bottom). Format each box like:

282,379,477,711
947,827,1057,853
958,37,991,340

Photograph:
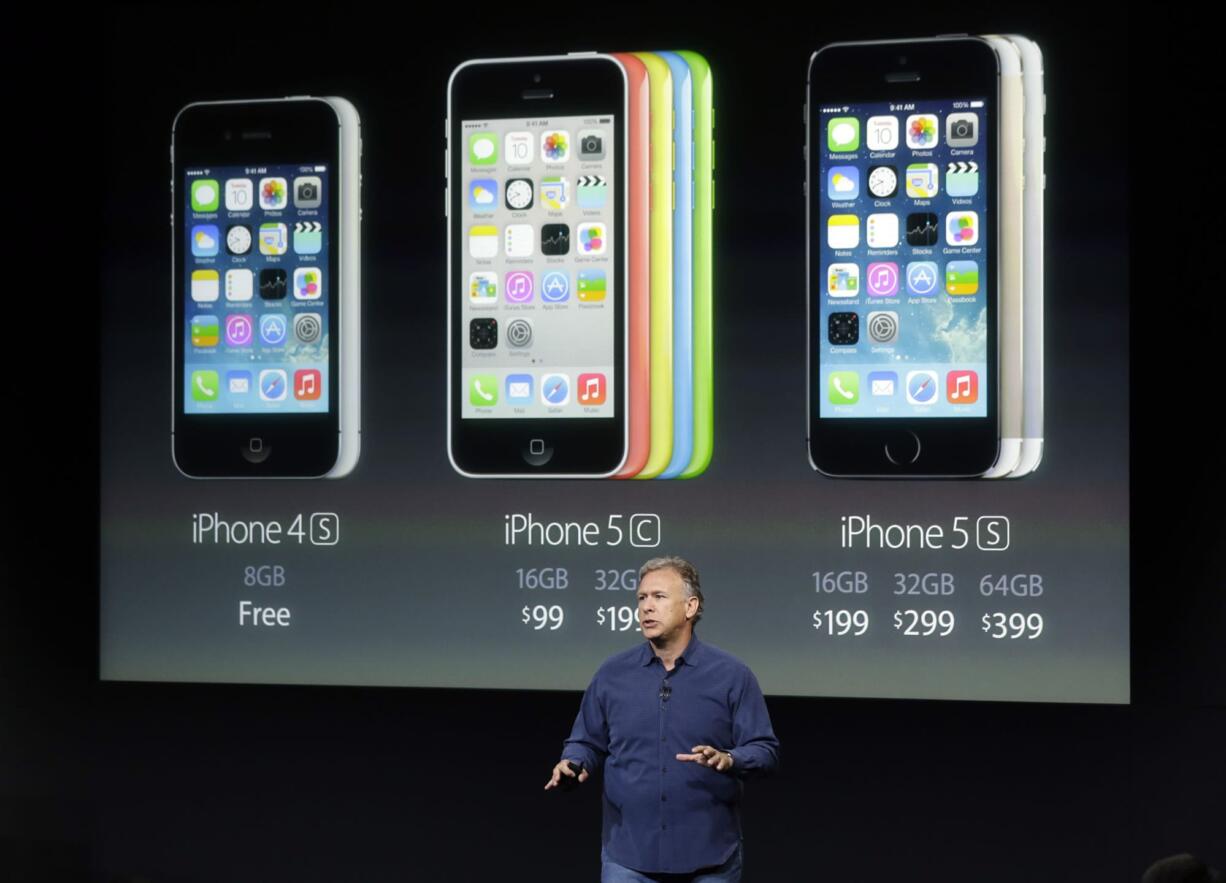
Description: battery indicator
970,101,985,108
315,165,327,172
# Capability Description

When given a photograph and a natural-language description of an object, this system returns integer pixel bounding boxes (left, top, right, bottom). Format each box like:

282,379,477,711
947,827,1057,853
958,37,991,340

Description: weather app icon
827,166,859,200
469,179,497,210
191,224,219,257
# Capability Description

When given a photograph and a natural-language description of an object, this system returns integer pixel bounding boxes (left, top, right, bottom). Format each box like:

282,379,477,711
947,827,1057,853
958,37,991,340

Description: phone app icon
577,175,607,209
866,116,899,151
827,263,859,297
827,166,860,200
867,310,899,344
867,165,898,198
294,312,322,344
505,131,534,165
293,221,322,255
868,370,897,397
191,224,219,257
578,130,606,161
577,223,606,255
827,117,860,152
866,213,899,249
294,368,321,400
505,270,534,303
828,371,859,404
190,179,219,212
469,225,499,259
469,317,498,349
866,262,900,297
227,370,251,395
504,224,535,258
906,212,939,246
191,269,219,302
293,267,321,300
946,211,979,246
506,373,534,403
224,178,253,211
259,268,287,300
905,261,940,296
259,177,288,210
827,214,859,250
828,312,859,345
541,373,570,406
191,315,219,347
946,161,979,197
945,261,979,296
226,224,252,255
469,133,497,166
470,374,498,406
946,113,979,148
577,269,606,302
191,370,219,402
505,178,533,211
469,271,498,304
540,176,569,210
577,373,606,405
541,130,570,163
906,370,938,405
541,271,570,303
225,269,253,301
947,370,978,404
258,222,288,255
224,313,253,346
470,178,498,210
905,163,939,198
259,369,288,401
259,313,288,346
905,114,939,150
293,176,322,209
542,224,570,256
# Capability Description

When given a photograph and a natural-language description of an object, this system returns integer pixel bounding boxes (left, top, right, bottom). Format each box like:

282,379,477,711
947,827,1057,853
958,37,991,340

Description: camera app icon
945,113,979,148
578,130,606,161
294,176,323,209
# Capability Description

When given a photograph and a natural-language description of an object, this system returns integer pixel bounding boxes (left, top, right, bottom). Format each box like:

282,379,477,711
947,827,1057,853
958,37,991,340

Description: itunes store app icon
505,270,534,303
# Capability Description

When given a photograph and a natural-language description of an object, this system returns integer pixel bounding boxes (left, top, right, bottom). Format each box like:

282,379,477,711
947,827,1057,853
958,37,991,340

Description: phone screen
817,98,988,418
182,163,331,414
460,116,616,418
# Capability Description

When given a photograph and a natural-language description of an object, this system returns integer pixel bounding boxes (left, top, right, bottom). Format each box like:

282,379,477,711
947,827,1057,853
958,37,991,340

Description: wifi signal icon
905,212,939,247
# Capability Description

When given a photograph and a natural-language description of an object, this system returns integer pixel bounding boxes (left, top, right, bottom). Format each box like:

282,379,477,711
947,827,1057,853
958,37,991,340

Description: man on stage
545,556,780,882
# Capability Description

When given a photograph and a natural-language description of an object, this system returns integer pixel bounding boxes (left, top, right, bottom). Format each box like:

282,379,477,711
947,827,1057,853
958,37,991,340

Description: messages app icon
469,133,497,166
827,117,860,152
191,179,219,212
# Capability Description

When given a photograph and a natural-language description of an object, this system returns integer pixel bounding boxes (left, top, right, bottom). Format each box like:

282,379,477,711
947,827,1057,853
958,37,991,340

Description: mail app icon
506,373,533,404
868,371,898,397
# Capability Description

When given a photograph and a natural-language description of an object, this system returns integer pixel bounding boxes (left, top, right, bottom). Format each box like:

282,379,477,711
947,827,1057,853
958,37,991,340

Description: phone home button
242,437,272,464
523,438,554,467
883,431,921,466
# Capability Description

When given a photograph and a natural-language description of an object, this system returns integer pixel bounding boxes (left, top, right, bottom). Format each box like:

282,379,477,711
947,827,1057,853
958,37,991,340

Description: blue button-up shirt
561,635,780,874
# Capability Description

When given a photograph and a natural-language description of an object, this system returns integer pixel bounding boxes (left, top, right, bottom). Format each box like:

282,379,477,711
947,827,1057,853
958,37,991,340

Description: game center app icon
946,212,979,246
293,267,321,300
577,223,606,255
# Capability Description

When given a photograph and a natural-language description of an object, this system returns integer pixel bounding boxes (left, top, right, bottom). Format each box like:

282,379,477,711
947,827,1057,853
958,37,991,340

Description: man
544,556,780,883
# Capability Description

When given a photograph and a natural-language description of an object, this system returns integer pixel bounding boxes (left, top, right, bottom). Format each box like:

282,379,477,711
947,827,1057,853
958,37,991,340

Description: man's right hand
544,760,589,790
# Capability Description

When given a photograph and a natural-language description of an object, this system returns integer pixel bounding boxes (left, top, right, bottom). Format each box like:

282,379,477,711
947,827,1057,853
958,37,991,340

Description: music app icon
505,270,534,303
294,369,322,401
577,373,607,406
946,370,978,405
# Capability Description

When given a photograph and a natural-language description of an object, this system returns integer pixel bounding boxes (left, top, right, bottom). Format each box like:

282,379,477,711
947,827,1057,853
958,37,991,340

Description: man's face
637,568,698,642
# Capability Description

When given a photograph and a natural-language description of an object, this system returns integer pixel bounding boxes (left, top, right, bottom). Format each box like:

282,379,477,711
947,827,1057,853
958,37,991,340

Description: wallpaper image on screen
818,99,987,418
182,163,330,413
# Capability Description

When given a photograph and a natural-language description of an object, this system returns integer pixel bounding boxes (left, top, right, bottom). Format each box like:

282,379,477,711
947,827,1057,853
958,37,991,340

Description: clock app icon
226,224,252,255
867,165,898,199
505,178,534,211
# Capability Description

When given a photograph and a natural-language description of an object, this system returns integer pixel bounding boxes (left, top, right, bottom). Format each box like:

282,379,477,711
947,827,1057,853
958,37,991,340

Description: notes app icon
469,225,499,259
577,373,606,406
827,215,859,250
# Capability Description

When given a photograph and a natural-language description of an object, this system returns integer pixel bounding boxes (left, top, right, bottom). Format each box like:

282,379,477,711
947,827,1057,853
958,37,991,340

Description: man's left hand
676,745,733,772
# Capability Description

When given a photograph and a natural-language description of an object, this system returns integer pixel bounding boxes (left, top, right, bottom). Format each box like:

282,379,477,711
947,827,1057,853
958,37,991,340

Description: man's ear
685,596,700,619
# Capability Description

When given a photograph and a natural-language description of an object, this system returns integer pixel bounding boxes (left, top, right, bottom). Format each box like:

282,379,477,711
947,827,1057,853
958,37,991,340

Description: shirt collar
640,633,703,667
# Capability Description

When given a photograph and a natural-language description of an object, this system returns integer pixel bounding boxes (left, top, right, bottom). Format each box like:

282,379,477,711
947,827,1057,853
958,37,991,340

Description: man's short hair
639,556,704,624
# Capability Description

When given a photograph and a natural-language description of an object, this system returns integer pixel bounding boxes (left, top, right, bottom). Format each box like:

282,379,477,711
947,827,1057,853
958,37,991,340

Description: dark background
5,4,1223,882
